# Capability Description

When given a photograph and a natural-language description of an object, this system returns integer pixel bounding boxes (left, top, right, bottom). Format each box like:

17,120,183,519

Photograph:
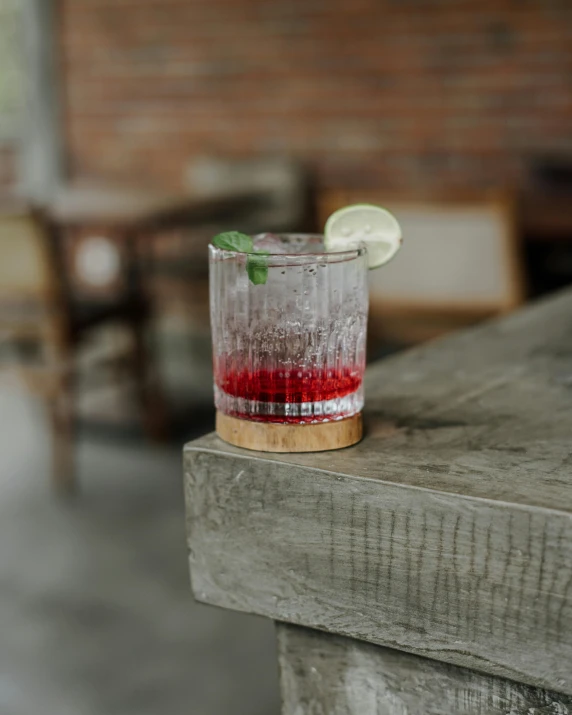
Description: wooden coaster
216,411,363,453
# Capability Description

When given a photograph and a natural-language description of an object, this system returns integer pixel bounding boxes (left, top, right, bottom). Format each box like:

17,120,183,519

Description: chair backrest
0,208,68,353
321,192,524,311
370,198,523,312
0,209,69,380
319,191,526,344
0,209,58,299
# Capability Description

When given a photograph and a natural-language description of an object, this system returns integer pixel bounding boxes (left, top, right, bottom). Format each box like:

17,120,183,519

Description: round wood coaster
216,411,363,453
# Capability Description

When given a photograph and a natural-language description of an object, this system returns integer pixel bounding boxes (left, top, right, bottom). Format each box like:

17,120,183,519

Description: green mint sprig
246,249,270,285
212,231,269,285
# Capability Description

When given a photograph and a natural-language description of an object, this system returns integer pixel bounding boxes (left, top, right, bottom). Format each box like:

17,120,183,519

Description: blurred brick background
60,0,572,193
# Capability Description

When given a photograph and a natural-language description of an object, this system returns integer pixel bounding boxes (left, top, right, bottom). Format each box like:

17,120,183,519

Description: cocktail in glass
209,233,368,451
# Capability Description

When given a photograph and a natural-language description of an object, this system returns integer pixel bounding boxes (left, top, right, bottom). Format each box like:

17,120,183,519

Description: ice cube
252,233,289,254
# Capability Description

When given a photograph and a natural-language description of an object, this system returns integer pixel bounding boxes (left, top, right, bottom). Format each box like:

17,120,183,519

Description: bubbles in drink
210,233,368,424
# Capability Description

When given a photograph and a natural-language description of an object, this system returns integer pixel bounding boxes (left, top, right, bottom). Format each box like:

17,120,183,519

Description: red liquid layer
215,367,362,404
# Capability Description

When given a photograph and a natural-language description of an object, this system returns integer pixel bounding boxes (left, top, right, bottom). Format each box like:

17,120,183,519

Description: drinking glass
209,234,368,429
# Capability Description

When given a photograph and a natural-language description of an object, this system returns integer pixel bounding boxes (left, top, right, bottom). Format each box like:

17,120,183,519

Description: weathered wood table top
49,181,259,230
184,288,572,711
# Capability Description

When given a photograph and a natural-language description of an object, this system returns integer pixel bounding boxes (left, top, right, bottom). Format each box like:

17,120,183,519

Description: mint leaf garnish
212,232,269,285
212,231,253,253
247,250,269,285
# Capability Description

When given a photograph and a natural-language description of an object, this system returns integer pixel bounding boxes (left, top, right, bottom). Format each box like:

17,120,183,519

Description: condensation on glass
209,234,368,424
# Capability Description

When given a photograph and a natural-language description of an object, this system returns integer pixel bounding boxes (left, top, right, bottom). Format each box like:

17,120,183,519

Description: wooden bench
184,288,572,714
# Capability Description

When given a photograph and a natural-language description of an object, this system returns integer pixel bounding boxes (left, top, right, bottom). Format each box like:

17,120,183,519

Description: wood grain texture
185,450,572,694
216,411,363,452
277,624,572,715
184,288,572,695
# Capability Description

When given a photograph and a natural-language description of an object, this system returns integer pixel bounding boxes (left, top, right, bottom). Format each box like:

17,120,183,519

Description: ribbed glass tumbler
209,234,368,443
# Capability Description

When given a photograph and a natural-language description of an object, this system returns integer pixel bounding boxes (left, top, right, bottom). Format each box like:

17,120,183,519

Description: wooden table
48,182,259,295
184,288,572,714
50,182,259,229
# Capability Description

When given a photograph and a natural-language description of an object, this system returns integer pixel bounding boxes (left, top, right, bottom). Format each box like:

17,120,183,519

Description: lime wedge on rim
324,204,402,269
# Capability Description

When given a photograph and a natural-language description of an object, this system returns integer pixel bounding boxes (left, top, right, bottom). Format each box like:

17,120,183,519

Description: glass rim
209,233,367,262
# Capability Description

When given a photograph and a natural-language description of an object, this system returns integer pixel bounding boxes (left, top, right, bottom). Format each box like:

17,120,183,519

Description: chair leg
49,374,76,494
131,318,169,442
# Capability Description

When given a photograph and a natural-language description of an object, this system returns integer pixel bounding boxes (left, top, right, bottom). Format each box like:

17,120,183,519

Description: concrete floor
0,386,280,715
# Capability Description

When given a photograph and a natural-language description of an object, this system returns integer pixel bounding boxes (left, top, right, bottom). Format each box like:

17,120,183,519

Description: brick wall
59,0,572,193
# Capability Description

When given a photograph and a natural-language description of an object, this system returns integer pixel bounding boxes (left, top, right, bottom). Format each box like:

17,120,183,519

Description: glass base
216,411,363,452
214,385,364,424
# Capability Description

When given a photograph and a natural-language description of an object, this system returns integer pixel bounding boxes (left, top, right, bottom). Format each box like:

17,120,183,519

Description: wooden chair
0,207,165,493
320,191,527,347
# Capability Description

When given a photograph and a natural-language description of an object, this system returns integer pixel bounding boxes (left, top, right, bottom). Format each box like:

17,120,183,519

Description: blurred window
0,0,23,138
